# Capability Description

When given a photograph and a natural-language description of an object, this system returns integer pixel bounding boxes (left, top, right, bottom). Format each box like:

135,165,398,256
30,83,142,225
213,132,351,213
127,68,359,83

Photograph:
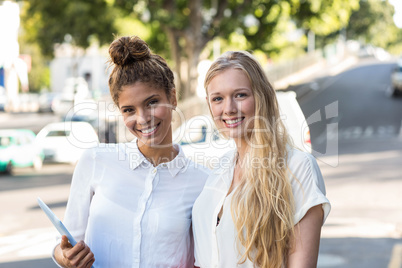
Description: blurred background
1,0,402,267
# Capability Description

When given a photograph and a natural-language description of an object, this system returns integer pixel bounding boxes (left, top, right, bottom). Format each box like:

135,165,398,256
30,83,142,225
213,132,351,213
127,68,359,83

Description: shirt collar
165,143,189,177
125,139,147,170
125,139,189,177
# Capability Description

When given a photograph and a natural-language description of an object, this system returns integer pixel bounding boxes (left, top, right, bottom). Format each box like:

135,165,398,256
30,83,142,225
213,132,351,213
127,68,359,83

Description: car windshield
0,136,11,146
46,130,71,137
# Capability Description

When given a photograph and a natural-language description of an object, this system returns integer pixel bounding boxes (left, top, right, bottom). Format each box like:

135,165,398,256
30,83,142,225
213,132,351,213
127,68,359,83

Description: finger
69,242,91,268
60,235,72,250
82,250,95,268
64,240,85,262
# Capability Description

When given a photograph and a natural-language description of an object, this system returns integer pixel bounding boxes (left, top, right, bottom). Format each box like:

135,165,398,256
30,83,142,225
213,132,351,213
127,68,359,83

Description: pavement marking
0,228,57,263
316,124,398,145
388,244,402,268
317,254,346,267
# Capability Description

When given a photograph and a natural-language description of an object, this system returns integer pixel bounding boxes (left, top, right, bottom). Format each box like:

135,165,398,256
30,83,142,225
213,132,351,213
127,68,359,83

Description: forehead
118,82,166,105
207,68,252,94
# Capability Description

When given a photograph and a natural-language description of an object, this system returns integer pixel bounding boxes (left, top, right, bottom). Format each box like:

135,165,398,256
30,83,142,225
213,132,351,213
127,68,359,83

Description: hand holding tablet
37,197,95,268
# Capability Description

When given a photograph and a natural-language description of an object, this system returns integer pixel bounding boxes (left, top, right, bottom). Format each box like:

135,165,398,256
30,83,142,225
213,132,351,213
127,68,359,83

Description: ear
170,88,177,108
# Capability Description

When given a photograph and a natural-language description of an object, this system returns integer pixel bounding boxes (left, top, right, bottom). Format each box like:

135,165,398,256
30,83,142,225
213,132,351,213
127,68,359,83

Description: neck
137,142,178,166
234,138,249,162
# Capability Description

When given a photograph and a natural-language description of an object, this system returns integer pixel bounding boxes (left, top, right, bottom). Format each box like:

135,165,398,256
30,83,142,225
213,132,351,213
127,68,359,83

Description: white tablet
37,197,77,246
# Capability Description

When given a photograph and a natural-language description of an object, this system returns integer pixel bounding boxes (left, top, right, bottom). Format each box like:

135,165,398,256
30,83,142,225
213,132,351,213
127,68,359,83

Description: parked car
0,129,44,174
35,121,99,164
173,91,311,168
391,63,402,97
0,86,7,111
38,92,59,113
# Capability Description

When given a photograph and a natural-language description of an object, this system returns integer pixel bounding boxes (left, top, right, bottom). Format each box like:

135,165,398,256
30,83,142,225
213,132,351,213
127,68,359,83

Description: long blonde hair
205,51,295,267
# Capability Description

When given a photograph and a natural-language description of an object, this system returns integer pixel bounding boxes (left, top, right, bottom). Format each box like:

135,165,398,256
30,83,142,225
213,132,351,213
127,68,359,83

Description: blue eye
212,97,223,102
236,93,247,98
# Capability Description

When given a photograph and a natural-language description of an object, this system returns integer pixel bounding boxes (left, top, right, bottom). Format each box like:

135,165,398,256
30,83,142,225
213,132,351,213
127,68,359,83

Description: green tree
22,0,117,58
21,0,358,99
114,0,359,99
346,0,398,49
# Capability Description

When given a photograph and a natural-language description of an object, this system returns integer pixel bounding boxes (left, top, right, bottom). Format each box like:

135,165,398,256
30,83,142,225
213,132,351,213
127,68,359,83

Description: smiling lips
223,117,244,128
138,122,161,136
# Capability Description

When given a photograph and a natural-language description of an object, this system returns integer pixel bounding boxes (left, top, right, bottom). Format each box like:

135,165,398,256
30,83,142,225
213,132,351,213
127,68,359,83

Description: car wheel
33,156,43,171
392,87,399,97
5,161,13,174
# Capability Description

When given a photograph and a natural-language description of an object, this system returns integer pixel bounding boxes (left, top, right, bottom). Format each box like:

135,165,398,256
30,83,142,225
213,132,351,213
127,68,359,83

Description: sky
390,0,402,28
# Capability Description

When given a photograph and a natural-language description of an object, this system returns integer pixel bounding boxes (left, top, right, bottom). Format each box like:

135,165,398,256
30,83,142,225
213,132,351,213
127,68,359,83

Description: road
296,59,402,268
0,59,402,267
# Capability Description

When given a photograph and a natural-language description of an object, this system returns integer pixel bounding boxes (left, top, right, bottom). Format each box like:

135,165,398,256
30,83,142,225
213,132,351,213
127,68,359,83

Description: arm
287,205,324,268
53,149,97,267
54,235,95,268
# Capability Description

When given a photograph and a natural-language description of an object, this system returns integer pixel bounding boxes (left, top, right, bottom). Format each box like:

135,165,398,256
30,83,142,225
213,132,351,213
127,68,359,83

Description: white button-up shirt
55,140,209,268
192,149,331,267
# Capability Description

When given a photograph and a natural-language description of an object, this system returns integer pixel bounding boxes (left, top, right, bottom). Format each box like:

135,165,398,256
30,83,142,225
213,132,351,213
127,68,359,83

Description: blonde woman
192,51,331,268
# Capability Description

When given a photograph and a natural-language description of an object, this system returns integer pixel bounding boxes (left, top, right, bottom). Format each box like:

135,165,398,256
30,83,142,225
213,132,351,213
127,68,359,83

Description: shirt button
152,169,157,174
162,163,167,167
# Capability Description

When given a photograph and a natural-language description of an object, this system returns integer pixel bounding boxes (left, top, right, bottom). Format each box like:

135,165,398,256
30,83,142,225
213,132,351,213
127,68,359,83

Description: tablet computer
38,197,95,267
37,197,77,246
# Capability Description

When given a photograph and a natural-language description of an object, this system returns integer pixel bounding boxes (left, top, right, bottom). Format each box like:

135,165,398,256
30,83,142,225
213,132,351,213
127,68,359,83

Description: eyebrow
120,94,160,109
209,88,251,96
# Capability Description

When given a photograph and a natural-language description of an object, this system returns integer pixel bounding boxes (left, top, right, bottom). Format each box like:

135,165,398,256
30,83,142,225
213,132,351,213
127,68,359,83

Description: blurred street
296,59,402,268
0,59,402,267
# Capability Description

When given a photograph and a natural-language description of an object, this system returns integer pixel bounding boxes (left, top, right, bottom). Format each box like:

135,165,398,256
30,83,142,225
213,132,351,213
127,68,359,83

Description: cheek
244,99,255,116
123,114,135,128
209,103,221,118
154,106,172,121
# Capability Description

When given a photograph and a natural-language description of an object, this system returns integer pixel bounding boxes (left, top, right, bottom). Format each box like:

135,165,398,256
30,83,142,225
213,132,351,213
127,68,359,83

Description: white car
36,121,99,164
173,91,311,168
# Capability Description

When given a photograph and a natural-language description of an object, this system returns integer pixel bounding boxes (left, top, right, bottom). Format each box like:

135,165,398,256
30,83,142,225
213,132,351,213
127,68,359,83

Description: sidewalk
273,55,359,97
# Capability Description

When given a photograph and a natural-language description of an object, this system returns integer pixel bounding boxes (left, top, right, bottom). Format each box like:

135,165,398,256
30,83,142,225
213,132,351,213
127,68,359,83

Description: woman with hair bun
192,51,330,268
53,36,209,268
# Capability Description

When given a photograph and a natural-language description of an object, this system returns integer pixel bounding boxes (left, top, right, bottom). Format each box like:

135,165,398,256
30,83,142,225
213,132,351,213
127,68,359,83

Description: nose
223,98,237,115
136,109,152,125
124,109,151,126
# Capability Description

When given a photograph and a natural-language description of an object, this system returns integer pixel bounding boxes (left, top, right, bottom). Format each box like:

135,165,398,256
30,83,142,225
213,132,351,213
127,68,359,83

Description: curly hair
108,36,175,106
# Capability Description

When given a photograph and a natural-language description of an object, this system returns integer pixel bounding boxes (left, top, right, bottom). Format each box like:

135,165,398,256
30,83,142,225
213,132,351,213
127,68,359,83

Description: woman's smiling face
207,68,255,143
118,82,176,148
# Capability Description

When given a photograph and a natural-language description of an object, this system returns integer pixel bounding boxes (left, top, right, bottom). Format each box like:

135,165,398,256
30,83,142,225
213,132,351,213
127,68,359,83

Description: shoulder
78,143,129,164
287,148,321,177
287,148,326,195
182,158,211,180
287,149,331,224
208,149,237,170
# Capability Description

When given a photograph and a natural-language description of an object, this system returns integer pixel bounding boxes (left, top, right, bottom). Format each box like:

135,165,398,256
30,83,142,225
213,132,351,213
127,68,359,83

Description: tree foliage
112,0,358,99
21,0,360,99
346,0,399,49
22,0,117,58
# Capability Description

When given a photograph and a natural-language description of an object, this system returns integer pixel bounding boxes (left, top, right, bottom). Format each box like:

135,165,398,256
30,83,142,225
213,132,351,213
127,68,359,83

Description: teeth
141,126,157,134
225,118,243,124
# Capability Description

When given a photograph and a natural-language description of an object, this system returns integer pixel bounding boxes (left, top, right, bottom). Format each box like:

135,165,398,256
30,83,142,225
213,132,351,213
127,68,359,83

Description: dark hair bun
109,36,151,66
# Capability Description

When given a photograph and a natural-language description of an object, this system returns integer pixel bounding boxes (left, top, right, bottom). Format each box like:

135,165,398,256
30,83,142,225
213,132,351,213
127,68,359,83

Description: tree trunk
183,43,202,99
164,27,185,100
180,0,205,100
